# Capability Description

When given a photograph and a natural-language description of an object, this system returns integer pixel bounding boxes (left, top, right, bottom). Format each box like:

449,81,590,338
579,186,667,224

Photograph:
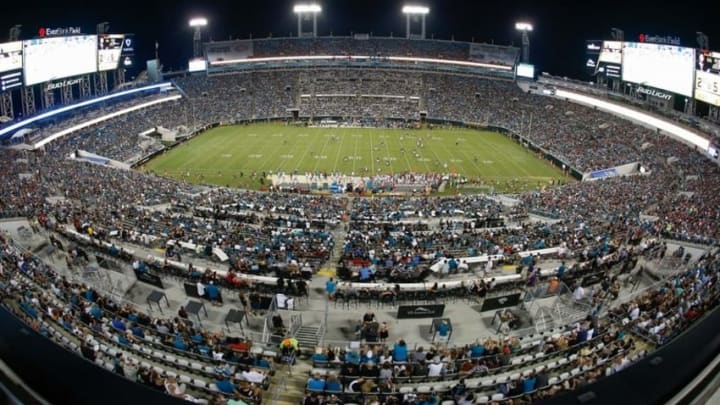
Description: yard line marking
332,131,345,173
382,132,395,175
313,132,333,172
293,131,320,172
352,134,359,174
369,131,375,174
422,132,445,173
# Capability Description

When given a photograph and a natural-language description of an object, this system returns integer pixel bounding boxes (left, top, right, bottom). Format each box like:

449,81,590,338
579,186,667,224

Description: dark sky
1,0,716,78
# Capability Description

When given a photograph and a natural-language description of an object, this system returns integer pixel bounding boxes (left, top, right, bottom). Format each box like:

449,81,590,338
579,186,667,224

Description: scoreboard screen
622,42,695,97
98,34,124,71
23,35,98,86
696,70,720,106
0,41,22,92
593,41,622,79
598,41,622,64
696,51,720,106
698,51,720,74
188,59,207,72
0,41,22,73
516,63,535,79
98,34,135,71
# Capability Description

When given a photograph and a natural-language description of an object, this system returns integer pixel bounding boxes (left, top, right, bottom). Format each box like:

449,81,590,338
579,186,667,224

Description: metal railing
261,316,272,344
316,321,326,346
289,313,303,337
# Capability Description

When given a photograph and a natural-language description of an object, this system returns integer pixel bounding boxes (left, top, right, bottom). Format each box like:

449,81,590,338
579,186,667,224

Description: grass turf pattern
141,124,570,193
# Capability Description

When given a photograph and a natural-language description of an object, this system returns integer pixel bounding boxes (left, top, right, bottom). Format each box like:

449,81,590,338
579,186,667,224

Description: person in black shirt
363,311,376,324
80,341,96,361
347,378,364,393
238,351,254,366
302,392,321,405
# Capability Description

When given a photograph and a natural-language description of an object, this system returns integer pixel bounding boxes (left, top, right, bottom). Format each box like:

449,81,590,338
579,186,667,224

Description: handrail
261,317,271,344
289,313,303,337
316,322,326,347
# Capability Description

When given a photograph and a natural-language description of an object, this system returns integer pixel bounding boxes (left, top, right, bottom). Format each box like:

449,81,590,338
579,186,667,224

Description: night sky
1,0,717,79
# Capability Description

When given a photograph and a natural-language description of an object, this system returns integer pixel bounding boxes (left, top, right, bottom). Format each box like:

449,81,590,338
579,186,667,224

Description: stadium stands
2,36,720,405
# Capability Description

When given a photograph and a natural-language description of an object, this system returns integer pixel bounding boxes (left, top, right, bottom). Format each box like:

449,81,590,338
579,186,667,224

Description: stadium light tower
96,22,110,35
293,4,321,38
402,5,429,39
189,17,208,58
8,24,21,41
515,22,533,63
610,28,624,42
697,32,709,50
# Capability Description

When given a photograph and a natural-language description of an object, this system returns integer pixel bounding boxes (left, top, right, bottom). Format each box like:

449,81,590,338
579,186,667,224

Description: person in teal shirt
326,277,337,298
393,339,408,361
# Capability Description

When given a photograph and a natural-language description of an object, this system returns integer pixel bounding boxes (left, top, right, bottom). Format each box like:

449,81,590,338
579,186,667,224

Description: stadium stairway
266,360,311,405
295,325,320,349
318,198,353,277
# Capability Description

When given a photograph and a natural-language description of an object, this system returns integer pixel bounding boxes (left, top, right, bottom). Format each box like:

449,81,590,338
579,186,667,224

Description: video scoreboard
0,32,135,92
23,35,98,86
597,41,622,78
0,41,23,92
696,51,720,106
620,42,695,98
98,34,135,71
582,38,720,107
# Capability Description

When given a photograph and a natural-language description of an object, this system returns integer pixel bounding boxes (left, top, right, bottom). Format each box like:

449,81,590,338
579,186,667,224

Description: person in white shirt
440,260,449,276
458,260,469,272
573,285,585,301
241,369,265,383
196,281,205,297
276,293,295,310
164,376,187,397
629,305,640,320
427,361,444,377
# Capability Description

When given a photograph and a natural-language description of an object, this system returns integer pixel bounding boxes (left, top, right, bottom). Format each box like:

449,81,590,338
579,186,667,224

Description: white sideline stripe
33,95,182,149
555,89,710,150
0,82,174,138
210,54,513,71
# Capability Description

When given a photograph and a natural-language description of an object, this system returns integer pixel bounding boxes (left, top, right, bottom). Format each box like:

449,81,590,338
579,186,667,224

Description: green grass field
141,124,570,193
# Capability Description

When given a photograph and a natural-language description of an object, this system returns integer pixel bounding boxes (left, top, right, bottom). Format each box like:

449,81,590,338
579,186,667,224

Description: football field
141,124,570,193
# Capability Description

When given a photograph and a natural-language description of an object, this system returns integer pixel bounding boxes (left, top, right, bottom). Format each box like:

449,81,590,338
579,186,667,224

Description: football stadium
1,2,720,405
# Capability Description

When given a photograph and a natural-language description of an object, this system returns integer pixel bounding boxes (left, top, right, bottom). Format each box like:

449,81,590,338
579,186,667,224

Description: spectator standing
326,277,337,299
205,281,221,306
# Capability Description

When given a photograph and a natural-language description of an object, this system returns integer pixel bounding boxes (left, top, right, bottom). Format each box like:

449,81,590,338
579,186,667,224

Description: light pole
293,4,321,38
402,5,429,39
96,22,109,35
611,28,624,41
8,24,21,41
697,32,709,50
515,22,533,63
189,17,208,59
